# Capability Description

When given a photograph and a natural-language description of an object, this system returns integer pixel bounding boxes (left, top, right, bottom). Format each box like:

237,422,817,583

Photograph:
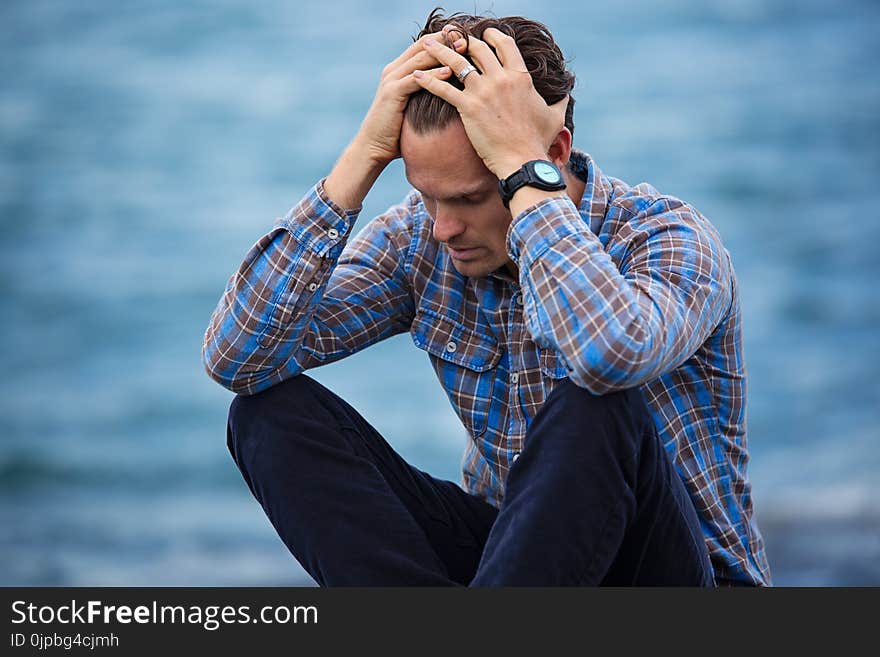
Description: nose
431,203,466,244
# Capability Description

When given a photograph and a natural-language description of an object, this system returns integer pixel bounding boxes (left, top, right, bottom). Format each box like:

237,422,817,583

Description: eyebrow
406,176,492,201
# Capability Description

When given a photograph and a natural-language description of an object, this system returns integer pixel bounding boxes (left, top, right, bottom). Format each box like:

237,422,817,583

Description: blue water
1,0,878,586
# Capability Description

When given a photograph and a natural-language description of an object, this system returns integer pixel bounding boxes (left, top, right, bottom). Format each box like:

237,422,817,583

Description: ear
547,127,573,169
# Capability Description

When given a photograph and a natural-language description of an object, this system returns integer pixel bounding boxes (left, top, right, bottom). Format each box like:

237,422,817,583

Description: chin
450,259,495,278
451,254,508,279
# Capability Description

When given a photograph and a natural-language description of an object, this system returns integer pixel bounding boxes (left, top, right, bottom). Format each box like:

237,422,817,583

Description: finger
385,30,448,73
550,96,570,136
423,38,482,87
455,34,503,75
412,68,468,106
389,42,465,80
481,27,528,72
550,95,570,122
395,65,453,96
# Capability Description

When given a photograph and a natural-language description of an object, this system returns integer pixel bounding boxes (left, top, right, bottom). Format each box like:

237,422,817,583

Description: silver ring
456,64,477,82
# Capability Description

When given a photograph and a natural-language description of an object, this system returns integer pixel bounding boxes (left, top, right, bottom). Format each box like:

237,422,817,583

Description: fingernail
453,38,465,48
413,70,424,79
439,66,450,74
425,39,436,47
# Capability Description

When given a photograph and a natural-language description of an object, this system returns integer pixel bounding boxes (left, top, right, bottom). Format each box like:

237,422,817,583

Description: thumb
550,95,570,124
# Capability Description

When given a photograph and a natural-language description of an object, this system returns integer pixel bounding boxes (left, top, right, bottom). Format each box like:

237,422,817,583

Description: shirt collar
567,149,612,236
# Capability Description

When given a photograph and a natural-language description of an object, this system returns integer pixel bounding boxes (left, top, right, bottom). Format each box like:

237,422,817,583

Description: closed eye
459,193,487,205
417,189,488,206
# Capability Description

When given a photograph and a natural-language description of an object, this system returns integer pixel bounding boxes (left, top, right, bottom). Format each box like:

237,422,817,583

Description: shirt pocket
410,308,501,438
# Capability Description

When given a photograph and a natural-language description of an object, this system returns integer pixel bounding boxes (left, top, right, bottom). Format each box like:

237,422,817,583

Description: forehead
400,118,496,199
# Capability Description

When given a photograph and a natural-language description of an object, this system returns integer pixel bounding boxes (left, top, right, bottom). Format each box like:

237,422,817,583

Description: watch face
533,161,562,184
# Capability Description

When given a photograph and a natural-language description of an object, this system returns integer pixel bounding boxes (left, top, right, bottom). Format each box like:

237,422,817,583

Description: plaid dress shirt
203,150,772,586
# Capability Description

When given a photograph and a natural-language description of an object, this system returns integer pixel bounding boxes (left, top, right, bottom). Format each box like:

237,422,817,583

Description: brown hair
404,7,576,136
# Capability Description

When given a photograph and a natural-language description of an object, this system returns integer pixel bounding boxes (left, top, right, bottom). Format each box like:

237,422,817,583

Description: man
202,10,772,586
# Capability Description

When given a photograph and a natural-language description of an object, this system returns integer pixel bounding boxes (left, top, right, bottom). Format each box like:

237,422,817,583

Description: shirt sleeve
506,194,733,395
202,179,416,395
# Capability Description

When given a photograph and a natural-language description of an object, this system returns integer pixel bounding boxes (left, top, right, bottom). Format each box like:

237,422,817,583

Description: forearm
508,197,731,393
202,182,360,394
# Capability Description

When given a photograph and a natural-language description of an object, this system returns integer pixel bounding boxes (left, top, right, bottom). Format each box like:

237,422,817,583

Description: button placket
506,287,527,424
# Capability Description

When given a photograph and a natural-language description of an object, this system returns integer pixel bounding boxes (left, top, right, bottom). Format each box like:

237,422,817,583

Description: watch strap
498,160,566,208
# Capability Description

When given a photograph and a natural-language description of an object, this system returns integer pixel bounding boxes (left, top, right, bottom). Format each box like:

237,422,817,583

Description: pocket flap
410,309,501,372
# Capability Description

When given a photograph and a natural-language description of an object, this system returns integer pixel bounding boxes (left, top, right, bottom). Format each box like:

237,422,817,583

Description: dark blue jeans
227,374,714,586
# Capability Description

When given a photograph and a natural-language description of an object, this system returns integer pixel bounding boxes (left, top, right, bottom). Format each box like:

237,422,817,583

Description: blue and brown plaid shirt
203,150,772,586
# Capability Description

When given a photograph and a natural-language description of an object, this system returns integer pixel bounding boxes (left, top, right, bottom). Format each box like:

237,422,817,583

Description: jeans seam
581,498,628,585
339,426,452,527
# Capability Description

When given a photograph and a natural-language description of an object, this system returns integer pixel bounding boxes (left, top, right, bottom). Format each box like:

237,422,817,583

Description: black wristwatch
498,160,567,208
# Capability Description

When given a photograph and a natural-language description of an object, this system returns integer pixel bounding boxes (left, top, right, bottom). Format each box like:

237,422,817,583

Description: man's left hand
413,27,569,180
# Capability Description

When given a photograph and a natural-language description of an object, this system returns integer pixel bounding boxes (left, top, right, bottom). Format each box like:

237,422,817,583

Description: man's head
405,8,576,138
400,8,577,278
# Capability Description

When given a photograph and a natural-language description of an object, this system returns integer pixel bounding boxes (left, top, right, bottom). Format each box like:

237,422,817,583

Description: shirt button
445,341,457,353
307,282,318,291
512,452,520,463
510,371,519,384
327,228,339,240
516,295,523,306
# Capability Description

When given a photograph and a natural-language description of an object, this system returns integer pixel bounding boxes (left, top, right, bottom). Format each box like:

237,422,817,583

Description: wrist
507,187,567,221
495,151,548,179
324,139,388,211
350,133,395,170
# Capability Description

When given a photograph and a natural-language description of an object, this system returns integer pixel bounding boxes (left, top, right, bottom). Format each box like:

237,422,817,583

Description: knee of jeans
533,380,655,464
547,379,652,426
226,374,319,463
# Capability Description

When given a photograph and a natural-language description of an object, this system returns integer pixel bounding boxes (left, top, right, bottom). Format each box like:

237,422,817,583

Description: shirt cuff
505,195,589,268
276,178,362,258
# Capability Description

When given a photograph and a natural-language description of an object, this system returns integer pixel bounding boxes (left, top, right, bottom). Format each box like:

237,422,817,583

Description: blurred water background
1,0,878,586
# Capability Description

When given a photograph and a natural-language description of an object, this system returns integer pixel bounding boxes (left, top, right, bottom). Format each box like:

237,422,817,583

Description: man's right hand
324,30,464,210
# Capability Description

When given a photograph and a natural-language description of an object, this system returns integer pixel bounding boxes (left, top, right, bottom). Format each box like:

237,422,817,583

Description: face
400,118,514,278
